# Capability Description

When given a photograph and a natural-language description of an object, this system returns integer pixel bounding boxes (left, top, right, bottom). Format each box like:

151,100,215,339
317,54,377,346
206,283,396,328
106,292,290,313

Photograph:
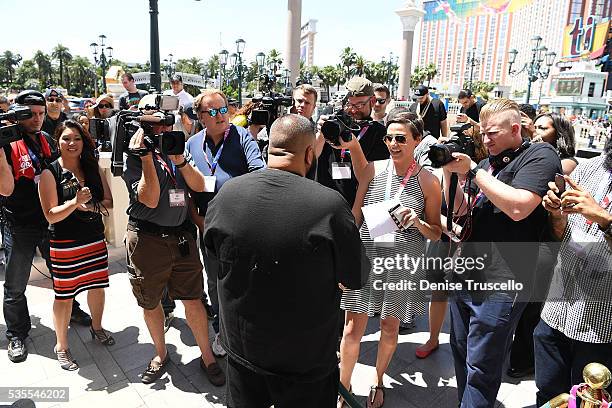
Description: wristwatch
175,159,188,169
598,218,612,237
467,166,480,180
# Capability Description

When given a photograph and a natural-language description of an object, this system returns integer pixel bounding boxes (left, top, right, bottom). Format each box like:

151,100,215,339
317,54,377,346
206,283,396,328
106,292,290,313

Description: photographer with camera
185,89,265,357
122,95,225,386
456,89,484,128
316,76,389,206
440,99,561,408
2,90,91,364
38,120,114,371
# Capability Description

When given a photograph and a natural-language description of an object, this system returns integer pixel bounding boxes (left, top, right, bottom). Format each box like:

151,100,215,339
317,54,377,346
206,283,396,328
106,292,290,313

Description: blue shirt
185,124,265,214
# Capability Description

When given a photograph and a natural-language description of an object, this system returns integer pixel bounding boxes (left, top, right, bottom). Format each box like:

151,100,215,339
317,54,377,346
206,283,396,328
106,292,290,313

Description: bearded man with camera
121,94,225,386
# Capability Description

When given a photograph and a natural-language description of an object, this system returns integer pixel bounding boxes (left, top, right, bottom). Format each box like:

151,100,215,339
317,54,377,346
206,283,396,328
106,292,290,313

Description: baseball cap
345,76,374,97
44,88,63,99
413,85,429,97
170,74,183,83
15,90,46,106
227,98,238,107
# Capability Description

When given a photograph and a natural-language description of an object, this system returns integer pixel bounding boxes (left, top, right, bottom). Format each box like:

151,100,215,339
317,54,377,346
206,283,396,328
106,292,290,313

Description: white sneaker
211,333,226,357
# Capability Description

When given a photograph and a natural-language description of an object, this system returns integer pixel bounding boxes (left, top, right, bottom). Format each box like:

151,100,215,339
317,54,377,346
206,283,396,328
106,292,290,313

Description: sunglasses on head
98,103,112,109
376,98,387,104
47,97,62,103
200,106,228,117
383,134,408,144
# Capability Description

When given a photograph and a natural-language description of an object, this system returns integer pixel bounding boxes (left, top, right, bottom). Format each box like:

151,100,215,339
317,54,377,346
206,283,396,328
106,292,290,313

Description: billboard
423,0,534,22
556,77,584,96
561,16,610,61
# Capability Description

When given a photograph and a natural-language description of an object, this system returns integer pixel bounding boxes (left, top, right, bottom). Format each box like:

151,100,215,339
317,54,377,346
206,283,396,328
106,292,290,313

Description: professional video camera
427,123,475,168
108,94,186,177
0,106,33,147
320,106,371,147
249,72,293,131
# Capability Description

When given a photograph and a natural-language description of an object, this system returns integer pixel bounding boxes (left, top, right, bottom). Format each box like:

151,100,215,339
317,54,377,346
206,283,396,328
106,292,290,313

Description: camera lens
321,120,341,146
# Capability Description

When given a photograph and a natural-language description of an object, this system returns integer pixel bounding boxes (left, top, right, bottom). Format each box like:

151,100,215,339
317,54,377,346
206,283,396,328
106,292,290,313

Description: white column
286,0,302,87
396,1,425,100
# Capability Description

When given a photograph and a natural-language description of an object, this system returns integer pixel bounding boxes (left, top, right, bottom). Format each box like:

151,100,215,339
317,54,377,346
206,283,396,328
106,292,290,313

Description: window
588,82,596,97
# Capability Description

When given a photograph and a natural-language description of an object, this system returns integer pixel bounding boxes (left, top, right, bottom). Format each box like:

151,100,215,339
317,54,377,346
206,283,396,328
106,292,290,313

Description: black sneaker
163,313,175,333
8,338,28,363
141,354,170,384
202,302,215,320
70,306,92,326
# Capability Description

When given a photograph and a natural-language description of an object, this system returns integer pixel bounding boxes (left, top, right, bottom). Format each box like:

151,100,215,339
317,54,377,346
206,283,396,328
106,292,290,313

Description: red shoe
415,343,438,359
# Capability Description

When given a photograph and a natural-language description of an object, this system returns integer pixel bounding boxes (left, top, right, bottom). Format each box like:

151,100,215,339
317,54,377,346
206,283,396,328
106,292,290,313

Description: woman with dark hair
38,120,114,371
533,112,577,175
86,94,115,120
337,111,442,407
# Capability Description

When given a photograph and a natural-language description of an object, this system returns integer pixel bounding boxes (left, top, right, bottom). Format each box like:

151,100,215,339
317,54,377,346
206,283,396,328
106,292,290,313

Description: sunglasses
47,97,62,103
200,106,228,117
383,134,408,144
344,100,370,110
98,104,112,109
376,98,387,104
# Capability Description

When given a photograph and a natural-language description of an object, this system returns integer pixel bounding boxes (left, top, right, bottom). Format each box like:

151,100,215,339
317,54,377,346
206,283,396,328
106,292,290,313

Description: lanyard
586,172,612,226
384,159,417,201
473,166,496,205
26,146,42,174
154,153,177,187
203,126,231,175
340,126,369,161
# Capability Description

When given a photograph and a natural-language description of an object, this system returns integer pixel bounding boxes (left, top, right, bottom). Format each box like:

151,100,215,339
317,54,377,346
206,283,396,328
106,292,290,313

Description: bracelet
175,159,188,169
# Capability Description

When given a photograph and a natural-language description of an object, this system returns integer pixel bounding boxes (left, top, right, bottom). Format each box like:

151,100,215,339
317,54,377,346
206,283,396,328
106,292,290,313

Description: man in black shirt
41,88,67,136
441,99,561,408
316,76,389,206
204,114,369,408
457,89,485,127
119,73,149,111
409,85,448,140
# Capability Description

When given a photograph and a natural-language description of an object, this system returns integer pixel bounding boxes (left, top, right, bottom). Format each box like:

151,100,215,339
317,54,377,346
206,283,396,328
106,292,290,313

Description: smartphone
389,204,413,230
554,173,566,197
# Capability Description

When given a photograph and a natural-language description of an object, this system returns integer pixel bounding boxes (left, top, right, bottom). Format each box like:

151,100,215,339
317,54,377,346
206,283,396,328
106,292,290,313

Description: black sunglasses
376,98,387,104
98,104,112,109
47,97,62,103
383,134,408,144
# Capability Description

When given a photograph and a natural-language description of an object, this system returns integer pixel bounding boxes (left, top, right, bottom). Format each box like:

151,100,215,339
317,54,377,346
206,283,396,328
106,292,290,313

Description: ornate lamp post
508,36,557,104
235,39,246,107
162,53,176,78
218,49,228,88
465,47,482,91
90,34,113,96
200,67,209,89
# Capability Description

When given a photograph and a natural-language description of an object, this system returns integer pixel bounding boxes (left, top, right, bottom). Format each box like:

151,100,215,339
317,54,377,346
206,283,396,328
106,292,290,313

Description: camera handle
446,172,459,236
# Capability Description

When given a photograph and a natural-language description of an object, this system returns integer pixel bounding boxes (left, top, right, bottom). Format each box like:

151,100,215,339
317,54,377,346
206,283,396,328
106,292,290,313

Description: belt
127,218,190,237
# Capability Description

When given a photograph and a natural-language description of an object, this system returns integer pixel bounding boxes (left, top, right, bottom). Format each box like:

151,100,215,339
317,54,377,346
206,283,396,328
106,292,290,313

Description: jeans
2,224,51,341
534,319,612,407
450,290,527,408
200,231,219,334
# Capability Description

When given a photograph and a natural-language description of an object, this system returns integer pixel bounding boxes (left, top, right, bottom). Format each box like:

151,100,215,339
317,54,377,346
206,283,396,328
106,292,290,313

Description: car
67,98,95,114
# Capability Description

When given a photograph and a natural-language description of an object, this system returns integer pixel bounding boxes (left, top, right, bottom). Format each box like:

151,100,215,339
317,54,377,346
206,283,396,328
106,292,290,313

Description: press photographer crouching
439,99,561,408
121,94,225,386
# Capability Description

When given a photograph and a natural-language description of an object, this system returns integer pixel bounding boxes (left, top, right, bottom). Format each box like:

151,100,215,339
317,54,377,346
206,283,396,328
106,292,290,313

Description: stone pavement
0,246,539,408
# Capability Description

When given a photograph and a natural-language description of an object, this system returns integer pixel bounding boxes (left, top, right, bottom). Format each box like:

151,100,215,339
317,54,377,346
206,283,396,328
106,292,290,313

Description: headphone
489,139,531,171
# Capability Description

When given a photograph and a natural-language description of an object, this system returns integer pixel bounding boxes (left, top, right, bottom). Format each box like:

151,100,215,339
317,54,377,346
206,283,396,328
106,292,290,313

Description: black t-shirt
203,169,369,381
458,143,562,297
42,112,68,137
409,98,447,139
3,131,59,227
460,100,486,123
316,120,389,206
119,90,149,110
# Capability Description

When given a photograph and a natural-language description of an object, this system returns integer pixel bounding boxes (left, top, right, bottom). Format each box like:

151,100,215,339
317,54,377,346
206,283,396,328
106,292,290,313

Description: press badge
332,162,352,180
169,189,186,207
204,176,217,192
374,233,395,247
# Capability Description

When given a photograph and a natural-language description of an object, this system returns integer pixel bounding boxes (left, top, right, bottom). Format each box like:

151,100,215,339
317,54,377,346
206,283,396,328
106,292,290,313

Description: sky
2,0,414,68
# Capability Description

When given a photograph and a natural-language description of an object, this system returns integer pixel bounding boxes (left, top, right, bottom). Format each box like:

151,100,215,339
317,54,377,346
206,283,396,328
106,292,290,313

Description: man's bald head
269,114,315,154
268,114,316,177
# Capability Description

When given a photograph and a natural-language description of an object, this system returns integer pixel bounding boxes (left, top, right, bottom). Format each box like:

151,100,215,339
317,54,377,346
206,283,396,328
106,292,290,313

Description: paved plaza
0,246,542,408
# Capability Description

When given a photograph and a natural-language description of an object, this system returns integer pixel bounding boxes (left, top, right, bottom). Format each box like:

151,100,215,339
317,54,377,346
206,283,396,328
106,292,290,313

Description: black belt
128,218,190,237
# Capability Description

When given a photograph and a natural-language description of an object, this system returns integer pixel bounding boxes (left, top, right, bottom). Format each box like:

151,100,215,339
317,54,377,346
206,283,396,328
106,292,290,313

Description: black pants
509,302,541,370
534,319,612,407
226,357,339,408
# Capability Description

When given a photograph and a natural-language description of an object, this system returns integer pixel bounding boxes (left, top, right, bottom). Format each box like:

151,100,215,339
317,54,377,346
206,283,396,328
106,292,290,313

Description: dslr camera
0,106,33,148
59,169,83,203
427,123,476,168
320,107,365,147
106,95,186,176
250,73,293,130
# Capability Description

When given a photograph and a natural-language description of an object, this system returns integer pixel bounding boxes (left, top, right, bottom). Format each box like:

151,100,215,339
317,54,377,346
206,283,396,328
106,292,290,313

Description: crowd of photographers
0,71,611,408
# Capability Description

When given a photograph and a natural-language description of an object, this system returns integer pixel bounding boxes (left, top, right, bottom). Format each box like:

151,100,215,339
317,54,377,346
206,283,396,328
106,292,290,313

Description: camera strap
203,126,231,175
154,153,177,187
340,126,369,161
384,159,417,201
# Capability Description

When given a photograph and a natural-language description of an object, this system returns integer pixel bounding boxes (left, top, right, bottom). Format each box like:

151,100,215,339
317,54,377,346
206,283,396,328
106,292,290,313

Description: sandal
90,326,115,346
54,347,79,371
337,385,352,408
367,385,385,408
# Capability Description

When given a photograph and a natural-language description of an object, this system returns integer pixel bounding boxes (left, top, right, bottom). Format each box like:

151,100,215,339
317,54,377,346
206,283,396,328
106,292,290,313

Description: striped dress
341,163,427,324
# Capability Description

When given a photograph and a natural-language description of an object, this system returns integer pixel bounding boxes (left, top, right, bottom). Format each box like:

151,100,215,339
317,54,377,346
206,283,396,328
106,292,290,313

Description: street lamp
465,47,482,91
382,52,398,98
256,52,266,73
200,67,209,89
235,38,246,107
162,53,176,78
218,49,228,88
508,35,556,104
90,34,113,96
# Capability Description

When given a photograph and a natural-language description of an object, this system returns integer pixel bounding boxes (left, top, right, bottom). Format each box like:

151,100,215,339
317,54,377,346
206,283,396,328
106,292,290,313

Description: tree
267,49,283,72
318,65,340,99
176,58,202,74
68,56,94,96
203,55,220,83
0,50,22,85
15,59,38,90
410,65,427,88
471,81,498,99
339,47,357,82
424,63,438,87
33,50,53,87
52,44,72,88
354,55,366,77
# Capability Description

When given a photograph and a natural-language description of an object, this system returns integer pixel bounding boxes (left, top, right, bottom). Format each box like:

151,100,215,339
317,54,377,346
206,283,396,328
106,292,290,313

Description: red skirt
50,236,109,300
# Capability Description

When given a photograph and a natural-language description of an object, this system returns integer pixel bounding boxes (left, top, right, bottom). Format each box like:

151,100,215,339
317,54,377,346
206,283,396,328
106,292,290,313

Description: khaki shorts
125,228,203,310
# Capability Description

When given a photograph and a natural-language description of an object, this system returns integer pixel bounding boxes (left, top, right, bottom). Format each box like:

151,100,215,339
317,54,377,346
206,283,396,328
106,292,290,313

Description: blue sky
3,0,411,67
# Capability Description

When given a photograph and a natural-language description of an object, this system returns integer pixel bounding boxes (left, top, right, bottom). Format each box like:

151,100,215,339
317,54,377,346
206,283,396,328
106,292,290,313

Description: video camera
104,95,186,177
0,106,33,148
427,123,476,168
321,106,369,147
249,72,293,131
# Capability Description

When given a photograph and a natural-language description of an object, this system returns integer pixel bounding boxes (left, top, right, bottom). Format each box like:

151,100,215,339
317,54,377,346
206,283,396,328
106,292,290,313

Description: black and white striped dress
341,162,427,324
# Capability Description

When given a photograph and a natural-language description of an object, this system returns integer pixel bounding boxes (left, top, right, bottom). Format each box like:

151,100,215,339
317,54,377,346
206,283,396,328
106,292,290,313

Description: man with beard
409,85,448,140
42,89,67,136
203,114,369,408
316,76,389,207
536,139,612,406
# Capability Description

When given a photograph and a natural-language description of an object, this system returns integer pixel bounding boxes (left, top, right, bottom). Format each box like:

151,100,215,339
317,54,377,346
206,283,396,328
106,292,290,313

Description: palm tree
410,65,427,88
339,47,357,82
318,65,340,99
68,56,94,95
204,55,220,82
425,63,438,87
267,49,283,72
354,55,366,77
33,50,53,87
52,44,72,88
0,50,22,84
15,59,38,89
